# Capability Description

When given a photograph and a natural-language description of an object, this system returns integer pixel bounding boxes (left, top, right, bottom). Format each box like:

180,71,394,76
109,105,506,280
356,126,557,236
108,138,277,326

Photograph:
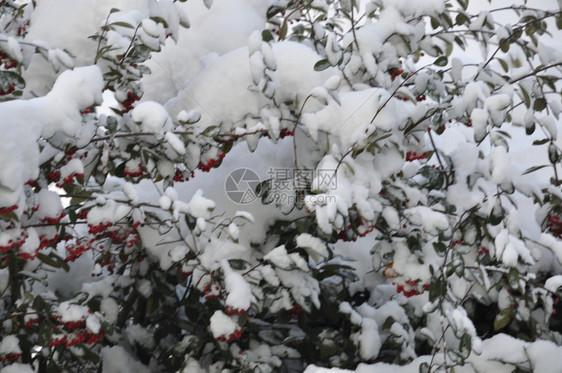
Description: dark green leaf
494,308,513,330
433,56,448,66
314,59,331,71
532,138,549,146
455,13,469,26
522,164,548,175
499,38,510,53
262,30,273,42
110,21,135,29
520,84,531,108
533,98,547,112
498,58,509,72
549,143,559,164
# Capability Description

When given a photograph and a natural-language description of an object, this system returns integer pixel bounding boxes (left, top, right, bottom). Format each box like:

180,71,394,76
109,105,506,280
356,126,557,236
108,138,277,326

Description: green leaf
314,59,331,71
525,120,535,135
150,16,169,28
549,143,560,164
459,333,472,357
520,84,531,108
498,58,509,72
499,38,510,53
433,56,448,66
522,164,548,175
430,17,440,29
109,8,120,13
455,13,469,26
36,252,70,272
262,29,273,42
110,21,135,29
533,97,547,112
532,138,549,146
0,71,25,90
419,362,430,373
279,22,288,40
494,308,513,330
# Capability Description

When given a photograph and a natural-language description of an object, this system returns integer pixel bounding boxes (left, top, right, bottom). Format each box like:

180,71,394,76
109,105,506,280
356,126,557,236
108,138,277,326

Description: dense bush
0,0,561,372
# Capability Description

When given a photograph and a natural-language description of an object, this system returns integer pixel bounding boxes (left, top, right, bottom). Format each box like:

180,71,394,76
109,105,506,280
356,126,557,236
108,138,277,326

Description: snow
86,314,102,334
358,318,381,360
186,189,216,219
221,260,255,311
126,324,155,349
0,364,34,373
209,310,239,339
131,101,171,134
264,245,292,269
0,335,21,355
0,66,102,207
305,333,562,373
296,233,330,259
404,206,449,235
55,301,89,322
101,346,150,373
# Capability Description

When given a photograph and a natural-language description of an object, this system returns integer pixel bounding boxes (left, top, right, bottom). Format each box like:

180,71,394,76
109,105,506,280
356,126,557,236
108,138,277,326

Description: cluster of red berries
0,353,22,363
547,213,562,238
48,170,61,183
65,239,94,262
88,222,113,234
108,228,139,249
121,91,140,113
225,305,249,316
215,328,243,343
24,318,39,329
0,204,18,215
25,179,39,189
39,234,67,250
288,304,303,318
49,330,106,347
64,147,89,162
197,154,225,173
55,172,85,188
0,51,18,70
80,106,94,115
203,284,221,300
0,230,28,253
123,164,146,178
19,249,39,261
393,280,431,298
76,210,89,220
41,211,67,225
178,267,192,277
451,239,463,246
415,95,427,102
16,20,30,36
0,82,16,95
279,128,295,138
389,68,404,81
173,169,195,182
405,151,428,161
478,246,490,256
337,223,375,242
395,95,410,102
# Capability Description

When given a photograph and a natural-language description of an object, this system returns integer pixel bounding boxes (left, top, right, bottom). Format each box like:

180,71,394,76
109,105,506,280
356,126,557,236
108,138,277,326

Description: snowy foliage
0,0,561,372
